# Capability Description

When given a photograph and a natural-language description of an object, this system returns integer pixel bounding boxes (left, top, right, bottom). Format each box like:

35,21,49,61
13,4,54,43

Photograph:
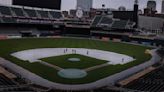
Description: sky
61,0,162,13
0,0,162,13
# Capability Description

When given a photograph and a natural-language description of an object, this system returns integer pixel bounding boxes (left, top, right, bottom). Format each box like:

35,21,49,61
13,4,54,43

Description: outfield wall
0,49,161,90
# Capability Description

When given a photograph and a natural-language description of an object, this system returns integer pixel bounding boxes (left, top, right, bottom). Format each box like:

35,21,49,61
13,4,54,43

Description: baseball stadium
0,0,163,92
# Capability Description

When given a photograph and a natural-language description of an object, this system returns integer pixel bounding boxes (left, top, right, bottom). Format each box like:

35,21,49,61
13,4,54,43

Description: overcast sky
61,0,162,12
0,0,162,13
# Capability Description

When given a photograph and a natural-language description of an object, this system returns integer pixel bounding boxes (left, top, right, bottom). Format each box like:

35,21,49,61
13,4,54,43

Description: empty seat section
0,30,20,35
37,10,50,19
2,17,16,23
11,7,25,17
24,9,37,18
124,67,164,92
0,6,12,16
49,11,62,19
128,21,134,25
0,86,35,92
112,20,127,29
100,17,113,24
91,16,102,27
0,74,15,85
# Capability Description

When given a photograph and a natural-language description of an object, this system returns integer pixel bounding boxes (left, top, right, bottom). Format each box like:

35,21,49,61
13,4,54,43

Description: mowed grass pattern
0,38,152,84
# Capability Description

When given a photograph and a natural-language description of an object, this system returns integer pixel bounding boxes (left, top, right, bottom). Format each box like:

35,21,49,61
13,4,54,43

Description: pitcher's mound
58,69,87,79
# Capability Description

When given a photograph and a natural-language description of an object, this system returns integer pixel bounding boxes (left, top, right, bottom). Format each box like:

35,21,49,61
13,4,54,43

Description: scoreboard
12,0,61,10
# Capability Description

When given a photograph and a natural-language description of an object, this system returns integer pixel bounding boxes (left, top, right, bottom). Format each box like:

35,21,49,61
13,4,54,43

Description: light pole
102,4,106,15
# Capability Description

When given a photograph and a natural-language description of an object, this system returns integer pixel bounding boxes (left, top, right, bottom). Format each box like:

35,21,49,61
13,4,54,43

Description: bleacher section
0,70,131,92
24,9,37,18
37,10,50,19
99,16,113,25
49,11,62,19
91,15,134,30
118,67,156,86
91,15,102,27
2,17,16,23
11,7,25,18
0,6,12,16
0,74,15,86
49,89,121,92
0,85,35,92
124,66,164,92
0,5,63,24
0,65,49,92
111,20,128,29
157,48,164,58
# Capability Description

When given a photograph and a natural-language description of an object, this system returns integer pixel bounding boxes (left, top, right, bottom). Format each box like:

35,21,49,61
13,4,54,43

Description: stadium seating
37,10,50,19
0,66,43,92
49,89,122,92
127,21,135,26
124,66,164,92
157,48,164,57
111,20,128,29
2,17,16,23
0,5,63,24
99,16,113,25
0,85,36,92
91,15,135,30
11,7,25,18
0,74,15,86
0,30,20,36
0,6,12,16
49,11,62,19
0,74,128,92
91,15,102,27
24,9,38,18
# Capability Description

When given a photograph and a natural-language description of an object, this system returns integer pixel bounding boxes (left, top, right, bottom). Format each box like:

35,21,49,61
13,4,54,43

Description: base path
39,60,62,70
84,63,109,72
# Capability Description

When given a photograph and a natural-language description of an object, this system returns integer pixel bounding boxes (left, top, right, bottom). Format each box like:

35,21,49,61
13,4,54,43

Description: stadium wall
0,49,161,90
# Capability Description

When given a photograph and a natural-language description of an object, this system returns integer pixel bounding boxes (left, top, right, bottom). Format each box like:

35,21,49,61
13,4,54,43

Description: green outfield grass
0,38,152,84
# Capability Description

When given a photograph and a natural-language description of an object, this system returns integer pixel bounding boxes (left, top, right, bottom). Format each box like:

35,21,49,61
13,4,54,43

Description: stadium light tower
135,0,138,4
102,4,105,8
133,0,139,28
101,4,106,15
162,0,164,13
